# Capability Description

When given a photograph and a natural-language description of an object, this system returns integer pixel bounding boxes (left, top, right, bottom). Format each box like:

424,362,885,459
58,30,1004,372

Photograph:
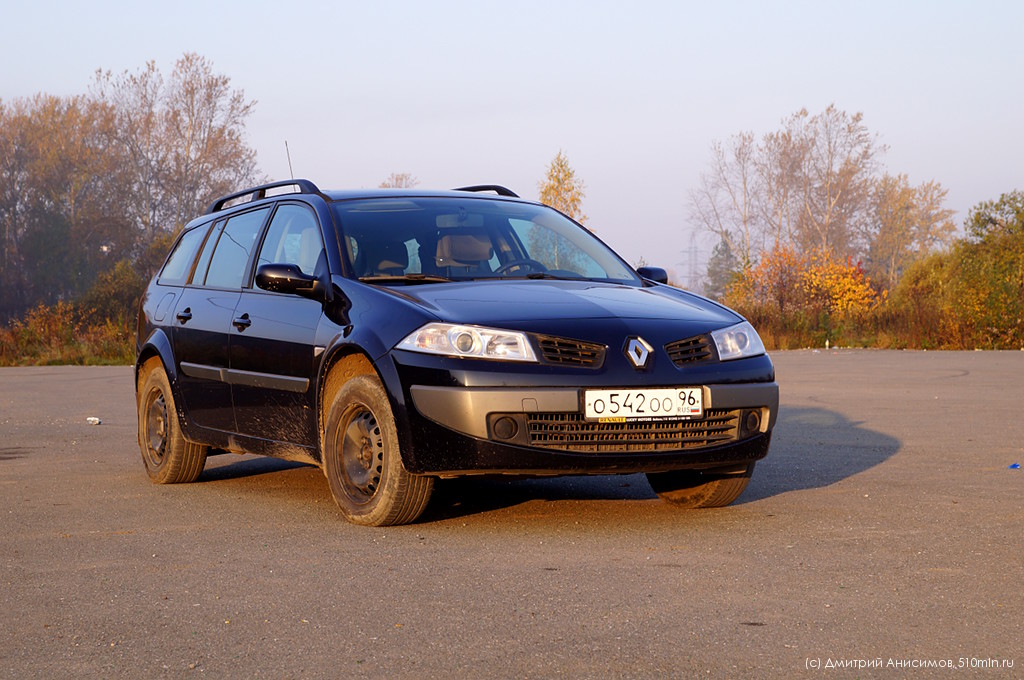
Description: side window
189,219,224,285
158,224,210,285
256,204,324,276
203,208,270,289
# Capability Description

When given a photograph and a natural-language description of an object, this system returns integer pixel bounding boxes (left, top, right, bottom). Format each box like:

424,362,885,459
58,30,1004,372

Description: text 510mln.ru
805,657,1013,670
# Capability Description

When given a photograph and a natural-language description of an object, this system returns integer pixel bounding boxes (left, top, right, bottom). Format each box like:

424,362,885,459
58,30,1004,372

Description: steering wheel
494,259,547,275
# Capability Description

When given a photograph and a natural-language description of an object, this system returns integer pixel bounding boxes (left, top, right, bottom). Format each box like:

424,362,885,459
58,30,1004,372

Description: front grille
665,334,715,366
525,409,740,453
535,335,606,367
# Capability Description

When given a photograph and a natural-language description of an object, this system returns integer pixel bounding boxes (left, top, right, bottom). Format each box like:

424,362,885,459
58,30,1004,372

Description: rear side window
203,208,270,289
158,224,210,285
189,220,224,285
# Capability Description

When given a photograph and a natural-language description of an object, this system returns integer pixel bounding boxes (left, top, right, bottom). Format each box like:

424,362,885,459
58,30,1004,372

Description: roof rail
205,179,323,215
452,184,519,198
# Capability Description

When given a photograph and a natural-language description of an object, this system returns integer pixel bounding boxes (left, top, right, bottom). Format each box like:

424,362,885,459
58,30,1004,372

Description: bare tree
91,60,165,240
379,172,419,189
91,53,260,241
689,132,760,267
691,105,885,269
791,106,883,258
756,127,805,251
162,53,260,229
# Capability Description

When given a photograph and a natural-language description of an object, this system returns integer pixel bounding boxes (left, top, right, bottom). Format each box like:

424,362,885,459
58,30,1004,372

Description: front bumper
399,382,779,476
411,383,779,438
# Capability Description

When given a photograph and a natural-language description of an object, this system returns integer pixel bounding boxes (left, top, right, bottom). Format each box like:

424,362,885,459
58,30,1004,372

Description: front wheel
137,359,207,484
646,463,755,508
323,374,433,526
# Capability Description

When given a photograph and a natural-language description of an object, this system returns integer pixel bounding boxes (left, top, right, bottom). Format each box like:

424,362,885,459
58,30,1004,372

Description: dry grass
0,303,133,366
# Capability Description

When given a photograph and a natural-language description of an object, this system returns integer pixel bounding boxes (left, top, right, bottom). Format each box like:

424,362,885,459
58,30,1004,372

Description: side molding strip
180,362,309,393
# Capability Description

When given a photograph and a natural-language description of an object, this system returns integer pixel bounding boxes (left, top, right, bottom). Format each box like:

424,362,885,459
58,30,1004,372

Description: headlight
711,321,766,361
396,323,538,362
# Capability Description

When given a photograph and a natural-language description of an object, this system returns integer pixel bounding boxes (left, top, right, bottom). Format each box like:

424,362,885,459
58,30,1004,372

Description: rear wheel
323,374,433,526
646,463,755,508
137,359,207,484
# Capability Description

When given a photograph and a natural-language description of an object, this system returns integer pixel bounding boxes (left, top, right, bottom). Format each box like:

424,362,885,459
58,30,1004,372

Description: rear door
172,207,270,432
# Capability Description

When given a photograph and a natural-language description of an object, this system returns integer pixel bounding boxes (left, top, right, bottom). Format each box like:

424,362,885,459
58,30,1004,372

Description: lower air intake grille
525,409,740,453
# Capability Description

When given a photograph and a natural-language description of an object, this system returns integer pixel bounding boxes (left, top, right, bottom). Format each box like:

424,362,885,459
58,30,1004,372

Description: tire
323,374,433,526
137,359,207,484
646,463,755,508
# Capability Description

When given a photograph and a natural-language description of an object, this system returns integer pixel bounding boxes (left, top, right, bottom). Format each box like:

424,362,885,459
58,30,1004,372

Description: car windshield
331,197,641,285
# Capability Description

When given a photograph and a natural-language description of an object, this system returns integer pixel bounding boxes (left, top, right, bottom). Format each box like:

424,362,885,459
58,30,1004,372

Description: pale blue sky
3,0,1022,282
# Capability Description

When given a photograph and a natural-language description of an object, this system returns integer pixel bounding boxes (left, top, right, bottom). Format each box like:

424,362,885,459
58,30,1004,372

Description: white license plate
583,387,703,421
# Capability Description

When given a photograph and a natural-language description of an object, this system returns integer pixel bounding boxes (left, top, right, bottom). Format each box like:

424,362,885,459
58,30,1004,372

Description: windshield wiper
524,271,586,280
358,273,454,285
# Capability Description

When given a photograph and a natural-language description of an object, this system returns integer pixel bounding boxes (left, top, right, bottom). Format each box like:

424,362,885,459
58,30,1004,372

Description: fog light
492,416,518,440
744,409,761,434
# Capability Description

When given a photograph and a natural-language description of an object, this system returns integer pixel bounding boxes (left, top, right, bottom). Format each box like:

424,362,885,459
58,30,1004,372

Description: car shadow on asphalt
739,405,900,503
422,474,657,522
422,405,901,520
187,405,900,521
199,454,312,482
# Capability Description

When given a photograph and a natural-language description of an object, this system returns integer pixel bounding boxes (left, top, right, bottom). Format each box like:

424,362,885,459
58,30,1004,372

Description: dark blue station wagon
135,180,779,526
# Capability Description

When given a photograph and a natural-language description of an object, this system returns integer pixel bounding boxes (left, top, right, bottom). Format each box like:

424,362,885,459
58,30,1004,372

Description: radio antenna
285,140,295,179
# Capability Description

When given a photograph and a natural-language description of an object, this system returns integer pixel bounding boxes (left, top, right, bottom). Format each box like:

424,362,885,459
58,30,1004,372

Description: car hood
384,280,739,329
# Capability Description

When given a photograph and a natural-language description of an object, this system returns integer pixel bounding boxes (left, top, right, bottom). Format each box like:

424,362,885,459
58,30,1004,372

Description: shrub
0,300,134,366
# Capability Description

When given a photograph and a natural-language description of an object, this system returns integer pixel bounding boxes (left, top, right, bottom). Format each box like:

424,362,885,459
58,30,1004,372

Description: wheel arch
317,348,380,462
135,330,195,446
135,328,177,391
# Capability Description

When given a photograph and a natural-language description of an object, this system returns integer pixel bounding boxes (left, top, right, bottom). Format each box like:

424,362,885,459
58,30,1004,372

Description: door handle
176,308,192,323
232,313,252,331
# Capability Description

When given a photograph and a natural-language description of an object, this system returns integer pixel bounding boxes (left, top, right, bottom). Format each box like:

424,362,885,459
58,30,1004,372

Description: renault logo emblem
624,336,653,369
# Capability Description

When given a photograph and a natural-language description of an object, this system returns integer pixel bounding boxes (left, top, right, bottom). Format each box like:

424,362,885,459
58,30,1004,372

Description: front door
229,203,326,447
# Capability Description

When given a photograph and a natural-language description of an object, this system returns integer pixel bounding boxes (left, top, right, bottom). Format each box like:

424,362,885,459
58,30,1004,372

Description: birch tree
533,151,588,271
538,150,587,223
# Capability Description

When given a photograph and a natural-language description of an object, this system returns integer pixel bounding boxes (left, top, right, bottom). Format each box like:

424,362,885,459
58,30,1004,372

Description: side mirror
636,266,669,285
255,263,322,298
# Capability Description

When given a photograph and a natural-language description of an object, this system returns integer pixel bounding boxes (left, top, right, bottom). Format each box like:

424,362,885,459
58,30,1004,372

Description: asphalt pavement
1,350,1021,678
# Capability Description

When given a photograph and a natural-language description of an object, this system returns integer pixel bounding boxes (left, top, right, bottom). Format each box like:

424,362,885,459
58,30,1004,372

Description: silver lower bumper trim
409,383,779,440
